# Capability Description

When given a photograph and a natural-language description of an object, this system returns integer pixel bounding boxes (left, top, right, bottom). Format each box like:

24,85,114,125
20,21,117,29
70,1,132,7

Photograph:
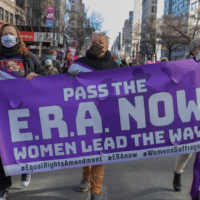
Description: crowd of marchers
1,22,200,200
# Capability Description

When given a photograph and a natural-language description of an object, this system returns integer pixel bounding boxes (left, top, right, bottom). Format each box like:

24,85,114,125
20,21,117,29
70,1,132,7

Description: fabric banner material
0,59,200,176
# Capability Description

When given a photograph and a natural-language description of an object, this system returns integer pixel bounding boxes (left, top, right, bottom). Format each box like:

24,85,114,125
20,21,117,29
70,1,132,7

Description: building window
71,14,74,20
0,7,4,20
191,2,197,10
71,5,75,12
5,11,8,23
10,13,13,24
71,23,74,28
16,0,25,10
151,6,155,13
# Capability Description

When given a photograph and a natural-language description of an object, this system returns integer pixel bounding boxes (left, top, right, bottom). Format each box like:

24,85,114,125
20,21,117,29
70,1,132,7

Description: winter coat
0,51,45,77
62,60,71,73
72,50,120,71
53,60,61,74
44,68,58,75
121,59,128,67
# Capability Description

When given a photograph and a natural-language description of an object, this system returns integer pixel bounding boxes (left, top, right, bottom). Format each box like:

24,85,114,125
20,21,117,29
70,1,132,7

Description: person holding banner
62,50,72,74
172,37,200,197
69,32,120,200
0,23,44,200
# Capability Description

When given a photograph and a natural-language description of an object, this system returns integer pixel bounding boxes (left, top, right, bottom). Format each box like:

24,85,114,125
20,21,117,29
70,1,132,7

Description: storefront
18,26,65,59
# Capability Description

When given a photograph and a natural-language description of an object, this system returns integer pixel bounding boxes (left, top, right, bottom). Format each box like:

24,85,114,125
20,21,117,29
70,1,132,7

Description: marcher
111,54,118,62
121,56,128,67
49,50,61,74
0,23,44,200
173,38,200,194
129,62,133,67
111,53,126,68
62,50,71,74
42,55,58,75
69,32,120,200
161,57,168,62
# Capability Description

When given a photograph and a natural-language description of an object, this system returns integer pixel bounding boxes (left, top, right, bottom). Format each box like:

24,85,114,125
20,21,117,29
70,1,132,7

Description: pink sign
146,60,154,64
71,56,77,62
46,7,55,21
68,47,76,56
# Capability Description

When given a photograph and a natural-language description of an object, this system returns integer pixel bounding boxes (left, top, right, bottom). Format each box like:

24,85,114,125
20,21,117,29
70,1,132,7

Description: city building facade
68,0,85,55
156,0,165,61
122,11,133,60
0,0,27,25
164,0,172,16
131,0,142,63
162,0,190,60
111,32,122,54
140,0,158,63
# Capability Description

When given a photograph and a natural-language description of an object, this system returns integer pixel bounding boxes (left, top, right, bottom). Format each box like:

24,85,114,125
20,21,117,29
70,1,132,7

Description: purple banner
1,59,200,176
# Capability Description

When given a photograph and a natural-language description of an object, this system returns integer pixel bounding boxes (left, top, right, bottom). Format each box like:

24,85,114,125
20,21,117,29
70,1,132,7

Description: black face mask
90,43,104,57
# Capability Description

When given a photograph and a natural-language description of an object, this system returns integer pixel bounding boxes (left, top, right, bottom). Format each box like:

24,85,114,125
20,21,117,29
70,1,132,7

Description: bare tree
140,17,160,62
158,8,200,60
158,16,189,60
89,11,104,32
69,8,104,55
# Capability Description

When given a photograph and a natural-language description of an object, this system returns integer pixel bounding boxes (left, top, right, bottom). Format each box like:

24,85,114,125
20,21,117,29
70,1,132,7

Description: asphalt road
8,154,195,200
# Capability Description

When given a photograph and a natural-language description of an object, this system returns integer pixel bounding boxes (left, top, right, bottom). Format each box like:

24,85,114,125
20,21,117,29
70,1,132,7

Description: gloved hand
68,70,79,78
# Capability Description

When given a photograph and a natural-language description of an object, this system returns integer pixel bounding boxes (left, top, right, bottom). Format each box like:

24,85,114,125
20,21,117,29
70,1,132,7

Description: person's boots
173,171,181,191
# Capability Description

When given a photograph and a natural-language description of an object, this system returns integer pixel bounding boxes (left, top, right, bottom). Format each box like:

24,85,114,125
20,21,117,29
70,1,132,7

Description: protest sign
0,59,200,176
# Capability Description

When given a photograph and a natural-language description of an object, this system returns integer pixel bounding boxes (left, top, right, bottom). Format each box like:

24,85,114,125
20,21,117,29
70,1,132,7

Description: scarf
1,43,20,58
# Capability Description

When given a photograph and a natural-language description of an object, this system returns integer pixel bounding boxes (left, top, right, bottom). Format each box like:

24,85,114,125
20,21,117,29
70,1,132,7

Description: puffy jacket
69,50,120,72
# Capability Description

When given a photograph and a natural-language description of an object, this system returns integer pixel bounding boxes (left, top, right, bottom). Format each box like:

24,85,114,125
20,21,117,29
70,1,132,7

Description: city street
9,154,195,200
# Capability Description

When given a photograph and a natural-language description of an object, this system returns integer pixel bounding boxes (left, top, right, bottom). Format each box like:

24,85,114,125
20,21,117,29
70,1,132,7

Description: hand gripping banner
0,59,200,176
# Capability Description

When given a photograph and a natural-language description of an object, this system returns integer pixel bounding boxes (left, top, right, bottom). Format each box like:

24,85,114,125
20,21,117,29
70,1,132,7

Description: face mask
44,59,53,70
52,56,57,61
90,43,105,57
45,59,52,65
1,34,19,48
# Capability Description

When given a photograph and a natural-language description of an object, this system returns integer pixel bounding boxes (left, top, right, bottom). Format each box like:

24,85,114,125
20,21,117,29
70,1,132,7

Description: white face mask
45,59,52,65
1,34,19,48
52,56,57,61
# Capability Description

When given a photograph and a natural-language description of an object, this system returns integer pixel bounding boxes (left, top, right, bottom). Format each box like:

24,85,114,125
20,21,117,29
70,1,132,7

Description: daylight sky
82,0,135,50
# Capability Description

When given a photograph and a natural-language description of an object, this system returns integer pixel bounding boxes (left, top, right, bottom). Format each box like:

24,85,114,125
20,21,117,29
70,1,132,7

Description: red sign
0,21,4,28
20,32,34,41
